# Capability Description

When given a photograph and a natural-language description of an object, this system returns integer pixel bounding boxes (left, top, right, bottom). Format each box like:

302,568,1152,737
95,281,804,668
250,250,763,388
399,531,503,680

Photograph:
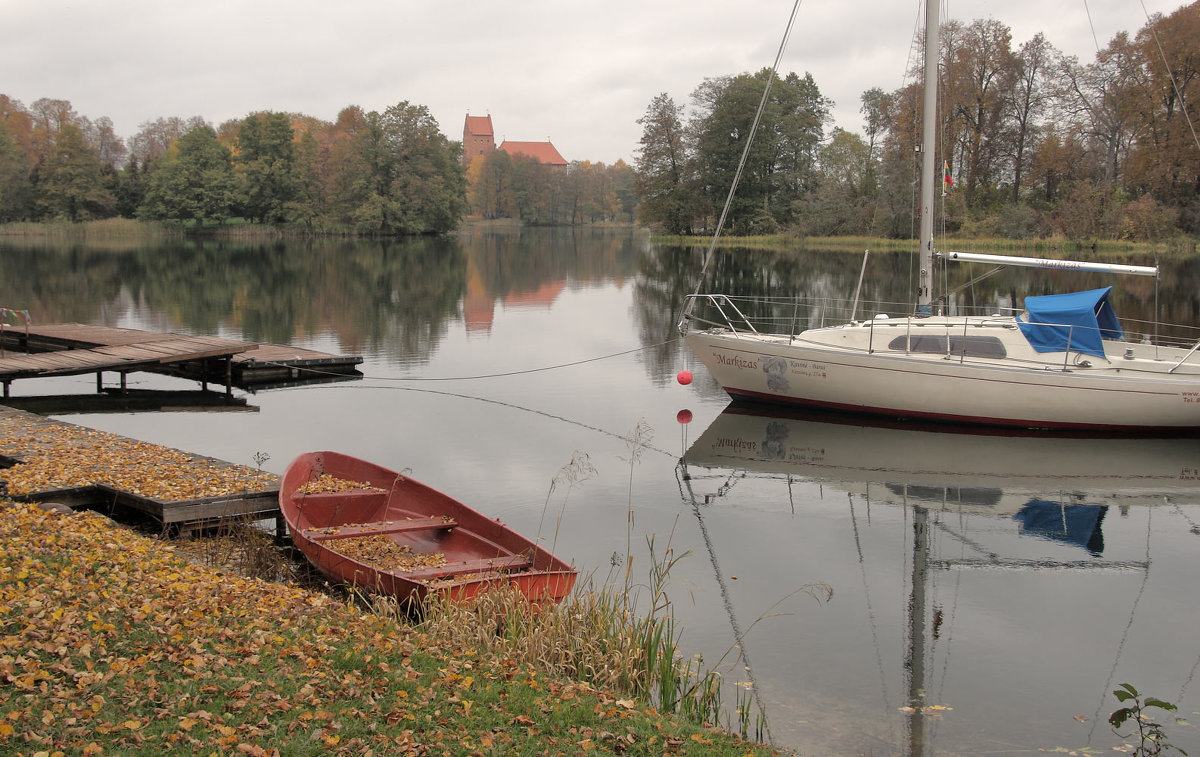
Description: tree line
0,97,636,234
0,100,469,233
465,151,635,225
635,1,1200,243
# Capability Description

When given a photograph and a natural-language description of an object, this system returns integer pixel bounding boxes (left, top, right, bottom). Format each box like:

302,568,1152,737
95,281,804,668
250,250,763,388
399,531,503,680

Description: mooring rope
254,337,682,383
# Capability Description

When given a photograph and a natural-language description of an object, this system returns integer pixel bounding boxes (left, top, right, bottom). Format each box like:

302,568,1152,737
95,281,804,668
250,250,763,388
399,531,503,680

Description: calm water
3,228,1200,756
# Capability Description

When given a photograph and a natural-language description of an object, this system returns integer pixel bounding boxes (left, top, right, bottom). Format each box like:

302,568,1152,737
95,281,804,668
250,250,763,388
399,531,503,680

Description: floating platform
0,405,280,534
0,323,362,395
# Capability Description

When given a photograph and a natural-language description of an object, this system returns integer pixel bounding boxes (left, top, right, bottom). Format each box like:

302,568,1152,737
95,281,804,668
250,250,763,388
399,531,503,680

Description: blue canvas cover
1015,287,1123,358
1013,501,1107,555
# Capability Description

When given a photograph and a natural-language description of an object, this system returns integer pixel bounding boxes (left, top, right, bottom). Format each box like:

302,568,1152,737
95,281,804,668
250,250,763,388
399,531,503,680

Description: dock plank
0,323,361,390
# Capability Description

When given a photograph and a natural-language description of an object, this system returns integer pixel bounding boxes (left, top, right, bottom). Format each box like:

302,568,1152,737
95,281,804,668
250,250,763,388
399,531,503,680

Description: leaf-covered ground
0,503,782,756
0,411,276,501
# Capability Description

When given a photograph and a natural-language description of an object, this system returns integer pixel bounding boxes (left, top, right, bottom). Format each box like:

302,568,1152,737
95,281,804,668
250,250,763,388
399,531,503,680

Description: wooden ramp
0,323,362,394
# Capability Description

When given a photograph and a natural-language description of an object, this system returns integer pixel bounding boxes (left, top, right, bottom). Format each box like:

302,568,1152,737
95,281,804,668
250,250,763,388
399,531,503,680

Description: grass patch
0,501,783,755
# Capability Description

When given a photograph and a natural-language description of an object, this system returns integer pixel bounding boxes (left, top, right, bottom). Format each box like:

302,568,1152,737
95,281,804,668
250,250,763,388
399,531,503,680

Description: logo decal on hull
763,356,790,392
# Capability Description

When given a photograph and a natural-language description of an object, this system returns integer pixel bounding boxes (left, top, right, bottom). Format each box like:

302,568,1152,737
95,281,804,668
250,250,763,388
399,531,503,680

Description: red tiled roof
497,140,567,166
465,115,494,137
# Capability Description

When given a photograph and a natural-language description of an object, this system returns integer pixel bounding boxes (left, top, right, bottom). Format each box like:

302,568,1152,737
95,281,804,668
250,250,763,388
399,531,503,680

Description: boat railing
686,293,1200,365
684,294,916,338
682,294,761,335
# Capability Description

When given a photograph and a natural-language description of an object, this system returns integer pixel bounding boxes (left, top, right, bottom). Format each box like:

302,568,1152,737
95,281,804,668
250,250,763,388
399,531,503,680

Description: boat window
887,334,1008,358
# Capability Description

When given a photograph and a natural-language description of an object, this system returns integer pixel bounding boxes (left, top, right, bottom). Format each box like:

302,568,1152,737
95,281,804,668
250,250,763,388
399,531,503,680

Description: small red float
676,409,693,424
676,370,693,385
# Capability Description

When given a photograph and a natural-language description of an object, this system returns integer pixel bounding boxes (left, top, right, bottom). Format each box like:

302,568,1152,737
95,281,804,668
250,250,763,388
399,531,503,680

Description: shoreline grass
652,232,1199,258
0,501,785,756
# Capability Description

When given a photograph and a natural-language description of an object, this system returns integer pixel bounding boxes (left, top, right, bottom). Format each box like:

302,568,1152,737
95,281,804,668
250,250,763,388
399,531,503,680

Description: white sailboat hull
686,317,1200,430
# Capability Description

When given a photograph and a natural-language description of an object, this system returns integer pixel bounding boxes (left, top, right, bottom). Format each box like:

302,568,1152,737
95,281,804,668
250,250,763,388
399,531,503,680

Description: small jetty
0,323,362,396
0,405,280,534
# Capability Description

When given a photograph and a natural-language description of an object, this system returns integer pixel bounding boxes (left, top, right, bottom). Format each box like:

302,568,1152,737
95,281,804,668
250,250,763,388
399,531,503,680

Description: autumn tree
235,111,298,224
1004,33,1057,202
128,116,209,168
139,124,235,226
941,18,1018,207
377,102,466,234
803,128,874,235
1124,2,1200,230
1028,129,1088,205
466,151,508,219
0,119,33,221
1056,32,1144,186
35,122,117,220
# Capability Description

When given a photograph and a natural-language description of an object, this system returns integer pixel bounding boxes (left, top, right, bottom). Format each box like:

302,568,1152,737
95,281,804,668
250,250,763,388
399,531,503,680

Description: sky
0,0,1184,166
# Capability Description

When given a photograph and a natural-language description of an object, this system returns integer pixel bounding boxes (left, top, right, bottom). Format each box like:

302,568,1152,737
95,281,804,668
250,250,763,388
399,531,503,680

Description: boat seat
304,517,457,541
400,554,531,581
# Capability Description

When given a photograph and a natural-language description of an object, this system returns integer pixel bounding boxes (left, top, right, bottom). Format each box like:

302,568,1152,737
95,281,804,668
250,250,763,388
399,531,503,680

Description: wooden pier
0,406,280,534
0,323,362,395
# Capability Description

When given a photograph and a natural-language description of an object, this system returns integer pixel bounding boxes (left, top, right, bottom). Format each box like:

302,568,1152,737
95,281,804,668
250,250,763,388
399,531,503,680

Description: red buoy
676,370,693,385
676,409,693,424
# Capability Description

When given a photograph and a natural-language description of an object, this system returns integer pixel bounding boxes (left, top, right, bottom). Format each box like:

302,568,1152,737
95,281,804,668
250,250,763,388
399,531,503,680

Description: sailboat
680,1,1200,431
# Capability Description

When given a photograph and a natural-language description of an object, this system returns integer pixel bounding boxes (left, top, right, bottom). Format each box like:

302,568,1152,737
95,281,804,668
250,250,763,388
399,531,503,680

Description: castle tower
462,114,495,166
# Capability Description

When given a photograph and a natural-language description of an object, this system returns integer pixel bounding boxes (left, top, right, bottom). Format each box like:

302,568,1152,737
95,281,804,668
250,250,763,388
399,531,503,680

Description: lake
2,226,1199,756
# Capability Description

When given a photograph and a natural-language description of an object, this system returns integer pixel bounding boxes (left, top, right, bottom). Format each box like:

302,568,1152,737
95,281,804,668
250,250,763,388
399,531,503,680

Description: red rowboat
279,451,577,605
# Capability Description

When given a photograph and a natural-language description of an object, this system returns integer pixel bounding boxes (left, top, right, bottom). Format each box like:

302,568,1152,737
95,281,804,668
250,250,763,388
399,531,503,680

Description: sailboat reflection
677,404,1200,755
681,404,1200,520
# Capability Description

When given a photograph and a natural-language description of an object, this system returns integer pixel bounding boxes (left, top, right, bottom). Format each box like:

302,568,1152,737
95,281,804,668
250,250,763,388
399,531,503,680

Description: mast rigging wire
679,0,805,329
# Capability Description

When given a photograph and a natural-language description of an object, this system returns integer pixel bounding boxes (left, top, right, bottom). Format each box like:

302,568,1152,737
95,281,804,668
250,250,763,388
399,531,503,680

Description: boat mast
917,0,940,315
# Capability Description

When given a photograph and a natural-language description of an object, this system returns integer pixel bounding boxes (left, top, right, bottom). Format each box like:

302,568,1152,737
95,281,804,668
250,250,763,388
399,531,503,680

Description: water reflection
0,229,645,366
680,404,1200,755
4,230,1200,755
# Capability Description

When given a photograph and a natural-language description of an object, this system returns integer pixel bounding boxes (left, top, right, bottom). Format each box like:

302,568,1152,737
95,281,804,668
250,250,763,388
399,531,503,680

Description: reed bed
391,537,831,743
376,535,740,731
651,232,1193,257
0,218,177,241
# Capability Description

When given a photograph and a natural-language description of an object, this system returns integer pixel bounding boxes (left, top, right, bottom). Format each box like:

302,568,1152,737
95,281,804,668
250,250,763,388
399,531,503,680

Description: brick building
462,114,496,166
462,114,567,168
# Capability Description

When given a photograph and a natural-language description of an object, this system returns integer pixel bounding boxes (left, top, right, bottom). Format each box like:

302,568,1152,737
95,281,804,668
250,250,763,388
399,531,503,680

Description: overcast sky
0,0,1182,166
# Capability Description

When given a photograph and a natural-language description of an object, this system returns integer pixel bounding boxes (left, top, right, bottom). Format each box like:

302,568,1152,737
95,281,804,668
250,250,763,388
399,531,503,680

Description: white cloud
0,0,1181,166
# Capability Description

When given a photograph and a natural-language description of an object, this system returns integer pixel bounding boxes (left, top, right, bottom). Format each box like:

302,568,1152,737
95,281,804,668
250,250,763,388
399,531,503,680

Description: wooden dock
0,323,362,395
0,406,280,534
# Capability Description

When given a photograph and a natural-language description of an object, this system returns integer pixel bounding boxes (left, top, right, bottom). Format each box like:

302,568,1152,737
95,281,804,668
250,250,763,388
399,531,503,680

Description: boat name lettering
1181,466,1200,480
714,436,757,452
716,354,759,370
